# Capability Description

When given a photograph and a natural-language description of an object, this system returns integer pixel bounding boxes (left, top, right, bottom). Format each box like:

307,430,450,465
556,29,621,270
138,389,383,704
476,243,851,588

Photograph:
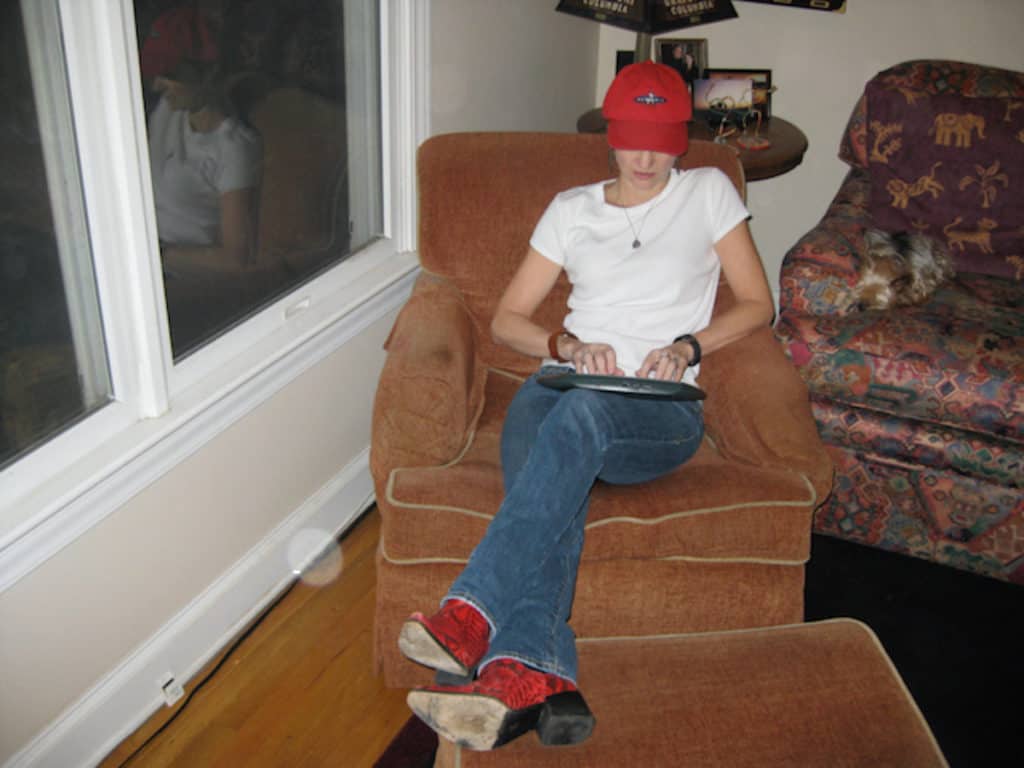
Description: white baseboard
5,453,375,768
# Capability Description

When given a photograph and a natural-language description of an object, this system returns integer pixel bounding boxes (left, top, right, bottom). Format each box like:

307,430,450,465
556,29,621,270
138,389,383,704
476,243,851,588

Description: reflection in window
0,1,112,469
137,0,382,359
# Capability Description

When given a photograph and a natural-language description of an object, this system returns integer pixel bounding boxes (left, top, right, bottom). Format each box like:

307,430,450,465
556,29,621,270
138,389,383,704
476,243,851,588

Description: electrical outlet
159,672,185,706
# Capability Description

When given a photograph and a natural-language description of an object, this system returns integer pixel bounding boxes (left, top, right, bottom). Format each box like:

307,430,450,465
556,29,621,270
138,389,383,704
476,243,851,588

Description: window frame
0,0,427,591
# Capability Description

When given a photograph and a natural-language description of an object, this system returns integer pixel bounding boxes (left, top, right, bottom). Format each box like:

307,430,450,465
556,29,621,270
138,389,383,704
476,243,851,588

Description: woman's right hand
567,340,624,376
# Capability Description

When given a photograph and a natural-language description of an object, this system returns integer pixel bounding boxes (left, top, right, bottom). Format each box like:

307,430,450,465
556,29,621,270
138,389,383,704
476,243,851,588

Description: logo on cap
634,91,667,106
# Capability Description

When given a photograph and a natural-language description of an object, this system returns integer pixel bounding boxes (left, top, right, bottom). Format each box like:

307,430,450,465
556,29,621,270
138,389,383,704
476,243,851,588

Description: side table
576,108,808,182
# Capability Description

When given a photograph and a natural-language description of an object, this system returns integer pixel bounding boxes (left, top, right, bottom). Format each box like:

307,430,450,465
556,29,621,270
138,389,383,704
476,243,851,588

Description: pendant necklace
622,205,651,249
615,184,655,250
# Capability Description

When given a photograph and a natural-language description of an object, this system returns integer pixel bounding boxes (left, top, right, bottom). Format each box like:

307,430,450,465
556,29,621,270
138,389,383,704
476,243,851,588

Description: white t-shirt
529,167,749,385
148,97,262,246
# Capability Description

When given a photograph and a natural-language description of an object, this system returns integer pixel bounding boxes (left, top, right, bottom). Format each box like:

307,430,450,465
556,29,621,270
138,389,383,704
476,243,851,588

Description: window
0,0,425,587
137,0,383,359
1,1,113,469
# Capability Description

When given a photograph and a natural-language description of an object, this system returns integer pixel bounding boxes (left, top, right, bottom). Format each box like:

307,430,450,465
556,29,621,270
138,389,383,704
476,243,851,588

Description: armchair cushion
370,273,487,476
779,168,870,319
865,84,1024,278
783,273,1024,462
383,370,817,566
250,87,348,273
839,59,1024,171
415,132,746,376
700,285,833,498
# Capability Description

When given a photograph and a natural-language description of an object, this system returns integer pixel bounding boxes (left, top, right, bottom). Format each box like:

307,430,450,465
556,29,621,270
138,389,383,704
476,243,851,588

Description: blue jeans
446,368,704,684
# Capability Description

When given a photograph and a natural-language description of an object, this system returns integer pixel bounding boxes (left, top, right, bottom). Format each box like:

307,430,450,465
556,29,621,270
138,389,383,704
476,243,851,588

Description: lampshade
555,0,739,34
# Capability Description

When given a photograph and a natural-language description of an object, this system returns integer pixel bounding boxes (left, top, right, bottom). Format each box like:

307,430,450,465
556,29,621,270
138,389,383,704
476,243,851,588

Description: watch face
672,334,700,366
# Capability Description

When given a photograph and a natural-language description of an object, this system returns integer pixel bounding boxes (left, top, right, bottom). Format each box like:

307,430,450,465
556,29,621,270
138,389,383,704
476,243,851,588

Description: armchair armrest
370,273,488,485
699,322,834,505
779,168,872,319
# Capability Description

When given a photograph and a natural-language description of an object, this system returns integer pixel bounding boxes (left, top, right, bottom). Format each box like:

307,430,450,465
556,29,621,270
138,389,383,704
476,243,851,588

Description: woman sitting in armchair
398,61,775,752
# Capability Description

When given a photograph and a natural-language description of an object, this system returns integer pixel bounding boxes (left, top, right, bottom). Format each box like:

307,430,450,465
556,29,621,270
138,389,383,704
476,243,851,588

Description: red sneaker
406,659,595,751
399,599,491,677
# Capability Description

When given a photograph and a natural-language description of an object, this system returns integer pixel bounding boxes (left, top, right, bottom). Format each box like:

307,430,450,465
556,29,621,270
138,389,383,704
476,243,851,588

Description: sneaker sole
407,689,596,751
398,620,470,677
406,690,540,751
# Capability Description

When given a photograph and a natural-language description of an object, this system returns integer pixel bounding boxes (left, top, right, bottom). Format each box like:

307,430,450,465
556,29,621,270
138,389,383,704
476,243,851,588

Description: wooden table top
576,109,809,182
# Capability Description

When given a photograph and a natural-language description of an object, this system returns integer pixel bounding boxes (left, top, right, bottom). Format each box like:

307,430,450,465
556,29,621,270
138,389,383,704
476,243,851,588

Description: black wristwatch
672,333,702,367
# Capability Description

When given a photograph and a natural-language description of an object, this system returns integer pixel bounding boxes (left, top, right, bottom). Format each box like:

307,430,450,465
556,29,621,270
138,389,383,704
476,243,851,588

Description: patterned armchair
776,60,1024,583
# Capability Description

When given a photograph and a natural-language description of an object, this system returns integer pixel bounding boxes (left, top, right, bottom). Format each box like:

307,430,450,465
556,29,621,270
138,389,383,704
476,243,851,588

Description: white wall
597,0,1024,300
430,0,599,134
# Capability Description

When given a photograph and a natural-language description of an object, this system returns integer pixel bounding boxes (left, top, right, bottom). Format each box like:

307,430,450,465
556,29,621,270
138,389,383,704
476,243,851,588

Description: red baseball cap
602,61,691,155
140,7,218,81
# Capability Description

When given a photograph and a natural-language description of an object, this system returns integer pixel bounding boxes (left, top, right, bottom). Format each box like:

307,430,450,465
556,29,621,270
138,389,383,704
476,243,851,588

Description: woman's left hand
635,345,689,381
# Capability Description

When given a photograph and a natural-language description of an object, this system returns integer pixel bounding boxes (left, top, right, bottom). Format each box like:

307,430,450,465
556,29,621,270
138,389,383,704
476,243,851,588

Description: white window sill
0,249,419,592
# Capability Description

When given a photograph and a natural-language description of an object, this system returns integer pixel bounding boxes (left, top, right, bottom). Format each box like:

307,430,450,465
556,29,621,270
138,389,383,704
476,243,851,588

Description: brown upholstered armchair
371,132,833,688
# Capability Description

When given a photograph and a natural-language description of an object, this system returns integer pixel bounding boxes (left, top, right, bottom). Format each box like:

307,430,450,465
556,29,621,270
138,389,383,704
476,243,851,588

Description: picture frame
693,78,753,112
692,77,755,130
736,0,845,12
655,38,708,92
615,50,635,75
704,67,773,120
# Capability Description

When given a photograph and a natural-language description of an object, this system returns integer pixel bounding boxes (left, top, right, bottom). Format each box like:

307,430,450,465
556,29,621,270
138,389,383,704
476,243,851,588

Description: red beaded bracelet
548,330,578,362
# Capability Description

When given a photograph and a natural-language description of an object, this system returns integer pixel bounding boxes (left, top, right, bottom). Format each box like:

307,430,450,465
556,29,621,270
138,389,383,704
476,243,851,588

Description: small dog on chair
853,229,954,310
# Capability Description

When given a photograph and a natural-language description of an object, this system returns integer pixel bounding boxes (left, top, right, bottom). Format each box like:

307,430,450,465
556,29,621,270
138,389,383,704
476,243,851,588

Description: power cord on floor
115,578,300,766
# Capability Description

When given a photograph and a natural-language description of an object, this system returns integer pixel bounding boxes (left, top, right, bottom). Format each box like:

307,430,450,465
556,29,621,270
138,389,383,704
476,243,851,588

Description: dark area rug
804,533,1023,768
373,714,437,768
375,534,1022,767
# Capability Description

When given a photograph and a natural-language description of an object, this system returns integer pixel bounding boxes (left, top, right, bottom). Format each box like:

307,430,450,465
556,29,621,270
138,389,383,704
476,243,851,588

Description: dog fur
853,229,955,310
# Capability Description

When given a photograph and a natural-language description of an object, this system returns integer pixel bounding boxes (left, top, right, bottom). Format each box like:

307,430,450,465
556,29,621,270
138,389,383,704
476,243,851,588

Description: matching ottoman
433,619,947,767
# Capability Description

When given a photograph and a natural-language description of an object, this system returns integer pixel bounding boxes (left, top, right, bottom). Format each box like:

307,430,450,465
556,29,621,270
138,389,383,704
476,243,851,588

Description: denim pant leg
482,515,587,682
447,372,704,682
485,378,589,682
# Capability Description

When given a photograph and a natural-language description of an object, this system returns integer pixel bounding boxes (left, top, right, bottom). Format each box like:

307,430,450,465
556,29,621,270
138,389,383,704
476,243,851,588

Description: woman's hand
568,341,624,376
635,343,690,381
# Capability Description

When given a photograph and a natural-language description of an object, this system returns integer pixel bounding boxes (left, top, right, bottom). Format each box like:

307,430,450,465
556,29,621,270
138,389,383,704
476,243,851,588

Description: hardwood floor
100,507,411,767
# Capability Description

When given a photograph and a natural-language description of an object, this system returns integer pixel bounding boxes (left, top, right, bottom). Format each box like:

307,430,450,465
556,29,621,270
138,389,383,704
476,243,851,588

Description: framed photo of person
704,67,773,120
655,38,708,93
